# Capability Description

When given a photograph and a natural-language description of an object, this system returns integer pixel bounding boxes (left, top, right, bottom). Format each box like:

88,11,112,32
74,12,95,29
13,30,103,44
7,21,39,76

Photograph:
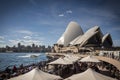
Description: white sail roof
8,68,62,80
57,21,83,46
57,21,113,47
65,68,116,80
71,26,99,46
102,33,112,43
70,26,103,47
70,35,82,45
102,33,109,43
102,33,113,47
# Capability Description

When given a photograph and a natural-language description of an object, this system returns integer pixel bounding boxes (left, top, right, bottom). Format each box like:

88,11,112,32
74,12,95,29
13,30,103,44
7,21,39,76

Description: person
20,64,23,69
5,67,11,74
12,65,17,73
112,53,114,59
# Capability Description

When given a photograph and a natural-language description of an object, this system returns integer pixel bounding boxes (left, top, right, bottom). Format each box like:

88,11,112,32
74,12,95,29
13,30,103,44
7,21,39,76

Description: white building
54,21,113,53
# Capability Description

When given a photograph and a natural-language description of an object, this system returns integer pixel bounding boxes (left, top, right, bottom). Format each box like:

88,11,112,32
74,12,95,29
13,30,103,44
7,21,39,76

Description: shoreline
0,53,47,71
0,52,48,53
0,52,120,79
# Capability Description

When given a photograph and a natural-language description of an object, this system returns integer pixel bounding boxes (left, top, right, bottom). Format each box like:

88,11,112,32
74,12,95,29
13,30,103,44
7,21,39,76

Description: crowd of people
0,59,51,80
102,52,120,61
0,64,36,80
0,52,120,80
46,60,119,79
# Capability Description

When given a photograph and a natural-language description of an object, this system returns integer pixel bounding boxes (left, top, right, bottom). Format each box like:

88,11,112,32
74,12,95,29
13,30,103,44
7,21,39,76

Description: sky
0,0,120,47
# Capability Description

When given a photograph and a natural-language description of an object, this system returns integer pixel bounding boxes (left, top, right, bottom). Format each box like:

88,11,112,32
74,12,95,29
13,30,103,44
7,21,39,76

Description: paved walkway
46,53,120,71
78,54,120,71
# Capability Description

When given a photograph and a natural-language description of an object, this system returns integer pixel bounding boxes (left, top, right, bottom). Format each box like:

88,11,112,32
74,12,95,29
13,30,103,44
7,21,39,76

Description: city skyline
0,0,120,47
0,42,52,52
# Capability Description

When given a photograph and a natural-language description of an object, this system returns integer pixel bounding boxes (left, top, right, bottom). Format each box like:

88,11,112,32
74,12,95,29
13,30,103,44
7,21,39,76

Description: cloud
22,40,41,45
0,36,4,40
0,44,6,47
23,36,32,39
9,40,21,45
16,30,33,35
66,10,72,14
0,36,5,46
58,14,64,17
7,30,45,47
113,40,120,46
58,10,72,17
9,38,43,46
0,40,5,43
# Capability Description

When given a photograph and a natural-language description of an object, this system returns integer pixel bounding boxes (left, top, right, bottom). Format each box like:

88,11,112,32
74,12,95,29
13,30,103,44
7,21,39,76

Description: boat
18,54,41,58
30,55,38,58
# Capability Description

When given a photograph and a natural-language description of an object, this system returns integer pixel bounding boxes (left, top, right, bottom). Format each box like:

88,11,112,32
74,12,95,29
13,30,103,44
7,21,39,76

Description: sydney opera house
53,21,113,53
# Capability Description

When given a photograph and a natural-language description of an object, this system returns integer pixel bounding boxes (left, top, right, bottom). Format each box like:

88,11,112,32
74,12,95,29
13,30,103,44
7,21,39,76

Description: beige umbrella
8,67,63,80
48,57,73,65
65,68,117,80
64,55,80,62
80,55,100,62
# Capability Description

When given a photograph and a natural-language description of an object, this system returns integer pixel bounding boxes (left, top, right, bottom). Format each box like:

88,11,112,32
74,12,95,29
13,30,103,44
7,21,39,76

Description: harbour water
0,53,47,71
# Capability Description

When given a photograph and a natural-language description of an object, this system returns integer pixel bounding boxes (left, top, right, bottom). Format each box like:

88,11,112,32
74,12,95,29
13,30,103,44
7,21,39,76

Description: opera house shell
57,21,84,46
56,21,113,48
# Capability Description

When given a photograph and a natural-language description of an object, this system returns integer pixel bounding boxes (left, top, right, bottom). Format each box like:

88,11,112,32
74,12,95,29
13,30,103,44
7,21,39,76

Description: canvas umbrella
65,68,116,80
48,57,73,65
8,67,63,80
80,55,100,62
64,55,80,62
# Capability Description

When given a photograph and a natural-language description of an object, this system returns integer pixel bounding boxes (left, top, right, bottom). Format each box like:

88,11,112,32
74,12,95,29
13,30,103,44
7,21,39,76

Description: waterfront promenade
46,53,120,71
0,52,119,80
